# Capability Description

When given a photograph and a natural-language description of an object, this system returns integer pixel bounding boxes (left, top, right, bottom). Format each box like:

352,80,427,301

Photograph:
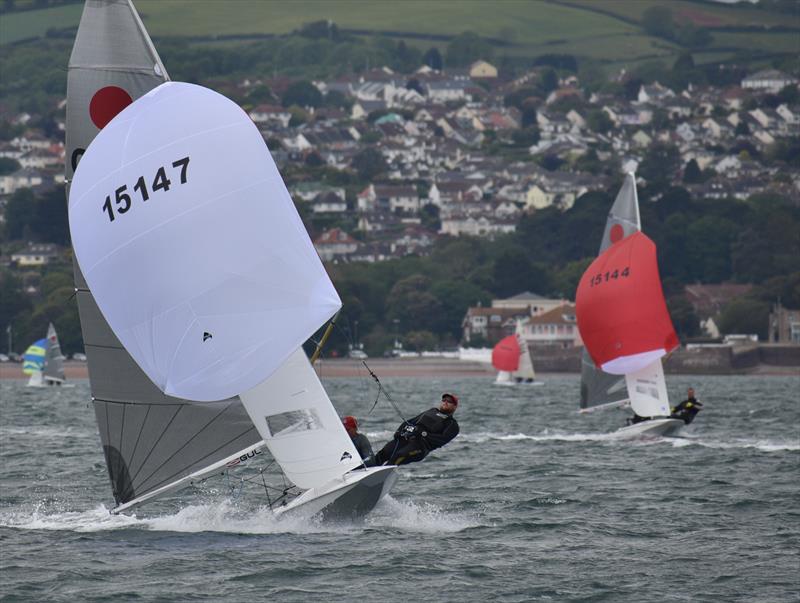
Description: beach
0,357,498,380
2,355,797,381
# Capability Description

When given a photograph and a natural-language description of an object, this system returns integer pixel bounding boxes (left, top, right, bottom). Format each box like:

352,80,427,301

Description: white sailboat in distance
66,0,396,519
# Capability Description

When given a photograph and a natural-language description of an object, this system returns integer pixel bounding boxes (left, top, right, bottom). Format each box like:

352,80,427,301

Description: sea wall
529,344,800,374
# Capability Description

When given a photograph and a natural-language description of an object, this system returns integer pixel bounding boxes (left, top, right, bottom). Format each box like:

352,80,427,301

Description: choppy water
1,373,798,602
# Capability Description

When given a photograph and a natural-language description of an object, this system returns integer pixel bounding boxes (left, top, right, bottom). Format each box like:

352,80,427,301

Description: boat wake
459,430,798,451
666,436,799,452
0,496,480,535
0,503,140,532
461,430,621,444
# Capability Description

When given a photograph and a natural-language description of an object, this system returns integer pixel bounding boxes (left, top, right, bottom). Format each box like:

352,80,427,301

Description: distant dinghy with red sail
491,323,542,386
576,174,684,438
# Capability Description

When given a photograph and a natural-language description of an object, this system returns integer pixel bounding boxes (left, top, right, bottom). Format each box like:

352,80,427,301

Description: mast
67,0,262,511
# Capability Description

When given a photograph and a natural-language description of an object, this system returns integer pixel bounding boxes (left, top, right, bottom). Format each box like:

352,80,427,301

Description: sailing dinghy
23,323,66,387
491,323,542,386
576,174,683,438
66,0,396,519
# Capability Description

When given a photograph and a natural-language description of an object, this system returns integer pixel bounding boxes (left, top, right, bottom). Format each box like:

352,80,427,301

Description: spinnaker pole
310,311,340,365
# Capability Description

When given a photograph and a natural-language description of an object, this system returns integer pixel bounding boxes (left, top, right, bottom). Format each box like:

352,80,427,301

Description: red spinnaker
575,231,678,375
492,335,520,372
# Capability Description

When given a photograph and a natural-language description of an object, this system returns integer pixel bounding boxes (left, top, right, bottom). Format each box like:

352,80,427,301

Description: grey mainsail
579,173,641,412
67,0,261,510
43,322,65,384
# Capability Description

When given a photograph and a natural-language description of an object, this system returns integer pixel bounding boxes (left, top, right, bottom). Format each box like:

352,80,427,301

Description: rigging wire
361,359,407,423
328,319,403,420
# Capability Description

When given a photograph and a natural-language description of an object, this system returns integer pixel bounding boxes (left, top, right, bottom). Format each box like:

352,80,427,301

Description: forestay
239,349,362,490
69,81,341,402
67,0,262,510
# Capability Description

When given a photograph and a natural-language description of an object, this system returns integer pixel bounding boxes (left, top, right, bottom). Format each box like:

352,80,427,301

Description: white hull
612,418,684,439
273,465,398,520
493,374,544,387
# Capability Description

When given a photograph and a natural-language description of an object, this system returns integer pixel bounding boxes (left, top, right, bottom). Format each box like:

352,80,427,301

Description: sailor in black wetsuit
372,393,460,466
671,387,703,424
342,415,374,463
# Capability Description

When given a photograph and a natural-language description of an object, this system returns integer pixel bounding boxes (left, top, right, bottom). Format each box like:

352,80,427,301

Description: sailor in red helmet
371,393,460,466
341,415,374,463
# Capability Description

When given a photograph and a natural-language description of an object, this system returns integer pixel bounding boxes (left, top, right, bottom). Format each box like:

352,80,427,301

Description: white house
492,292,567,316
518,303,581,348
374,184,420,214
0,168,43,195
11,243,62,267
310,191,347,214
741,69,798,91
249,104,292,128
313,228,358,262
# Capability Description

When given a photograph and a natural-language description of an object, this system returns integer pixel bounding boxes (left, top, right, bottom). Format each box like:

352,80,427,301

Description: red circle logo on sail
609,224,624,243
89,86,133,129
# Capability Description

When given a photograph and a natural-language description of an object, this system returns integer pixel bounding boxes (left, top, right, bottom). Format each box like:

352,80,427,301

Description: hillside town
1,56,799,356
2,61,798,264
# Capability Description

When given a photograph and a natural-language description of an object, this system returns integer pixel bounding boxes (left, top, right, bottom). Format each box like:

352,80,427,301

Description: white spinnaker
624,359,671,418
69,82,341,402
239,349,361,490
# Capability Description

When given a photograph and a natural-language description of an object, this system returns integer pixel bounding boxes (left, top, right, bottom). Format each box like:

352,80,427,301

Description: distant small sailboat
66,0,396,519
23,323,65,387
491,323,542,386
576,174,683,437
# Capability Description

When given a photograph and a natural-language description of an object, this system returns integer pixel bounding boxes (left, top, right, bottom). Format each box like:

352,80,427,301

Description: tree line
8,182,796,356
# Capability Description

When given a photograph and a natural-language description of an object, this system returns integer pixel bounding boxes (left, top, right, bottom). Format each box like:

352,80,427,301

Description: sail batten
112,439,267,514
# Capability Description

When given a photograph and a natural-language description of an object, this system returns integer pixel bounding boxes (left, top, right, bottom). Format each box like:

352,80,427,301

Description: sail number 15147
102,156,190,223
589,267,630,287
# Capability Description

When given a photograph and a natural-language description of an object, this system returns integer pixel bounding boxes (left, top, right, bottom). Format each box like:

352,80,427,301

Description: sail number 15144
102,156,190,223
589,267,630,287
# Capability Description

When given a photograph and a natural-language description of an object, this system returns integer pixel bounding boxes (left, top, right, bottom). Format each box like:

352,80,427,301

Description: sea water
1,373,798,602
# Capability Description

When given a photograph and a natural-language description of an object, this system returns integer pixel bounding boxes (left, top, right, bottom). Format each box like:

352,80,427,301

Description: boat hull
493,378,544,387
273,465,398,520
613,418,684,439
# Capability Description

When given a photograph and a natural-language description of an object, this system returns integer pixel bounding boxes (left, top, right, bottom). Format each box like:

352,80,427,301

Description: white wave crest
365,495,481,533
462,430,617,444
0,500,328,535
0,504,139,532
667,436,800,452
0,495,481,535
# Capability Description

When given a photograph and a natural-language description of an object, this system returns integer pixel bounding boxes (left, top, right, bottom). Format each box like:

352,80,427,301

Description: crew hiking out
370,393,460,466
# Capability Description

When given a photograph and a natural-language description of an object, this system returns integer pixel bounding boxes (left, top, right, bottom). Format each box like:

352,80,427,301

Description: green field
0,3,84,43
1,0,637,43
556,0,800,28
0,0,796,67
